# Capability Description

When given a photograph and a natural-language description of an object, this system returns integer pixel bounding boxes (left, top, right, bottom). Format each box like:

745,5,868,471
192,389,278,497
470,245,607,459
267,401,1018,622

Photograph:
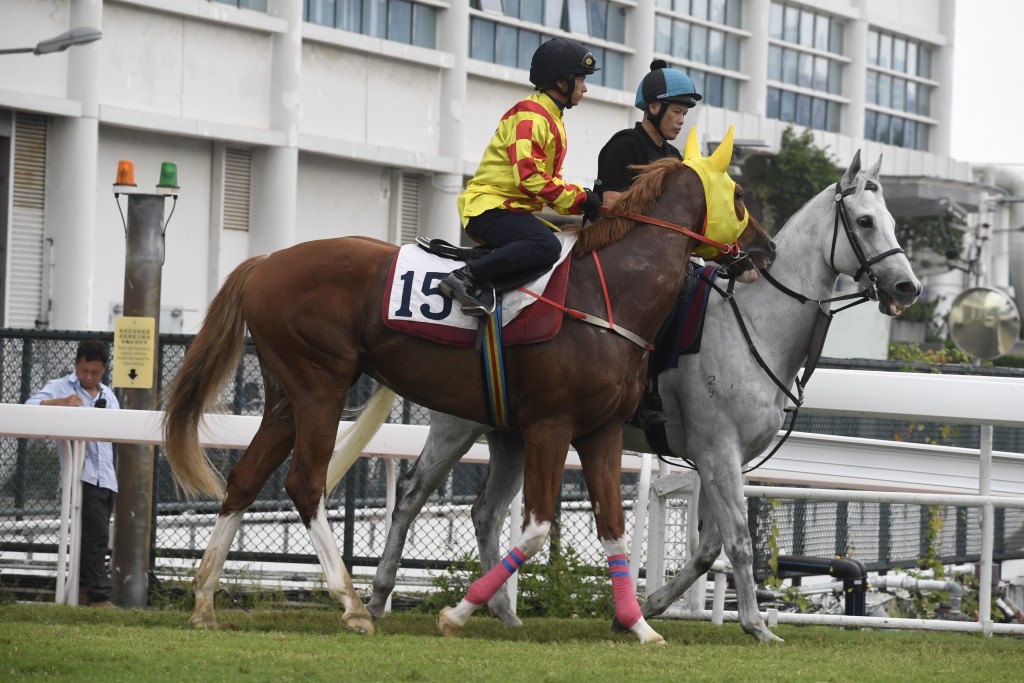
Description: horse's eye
735,189,745,199
865,181,878,191
857,216,874,228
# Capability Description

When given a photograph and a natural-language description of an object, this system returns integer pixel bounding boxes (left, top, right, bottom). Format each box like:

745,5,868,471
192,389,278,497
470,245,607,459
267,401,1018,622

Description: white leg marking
192,510,243,627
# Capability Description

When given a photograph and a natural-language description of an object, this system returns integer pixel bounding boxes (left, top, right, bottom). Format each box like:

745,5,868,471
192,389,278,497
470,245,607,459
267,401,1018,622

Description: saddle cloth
382,232,576,347
666,264,719,367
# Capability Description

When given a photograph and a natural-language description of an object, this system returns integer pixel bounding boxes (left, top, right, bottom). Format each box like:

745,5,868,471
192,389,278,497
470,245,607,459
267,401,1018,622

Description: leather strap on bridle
600,206,740,257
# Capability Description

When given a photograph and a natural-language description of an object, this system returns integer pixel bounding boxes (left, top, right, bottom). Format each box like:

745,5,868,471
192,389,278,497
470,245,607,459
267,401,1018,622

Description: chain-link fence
2,329,1024,599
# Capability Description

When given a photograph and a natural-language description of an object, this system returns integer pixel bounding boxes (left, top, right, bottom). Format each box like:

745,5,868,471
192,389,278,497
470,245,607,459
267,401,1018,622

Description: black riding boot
438,266,495,316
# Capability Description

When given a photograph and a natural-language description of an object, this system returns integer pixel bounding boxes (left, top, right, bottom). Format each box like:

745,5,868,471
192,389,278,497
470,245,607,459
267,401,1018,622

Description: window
305,0,436,48
864,28,936,149
767,87,840,132
213,0,268,9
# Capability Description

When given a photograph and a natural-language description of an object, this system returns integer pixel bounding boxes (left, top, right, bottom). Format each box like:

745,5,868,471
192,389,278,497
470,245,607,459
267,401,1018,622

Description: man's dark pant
465,209,561,290
80,482,115,603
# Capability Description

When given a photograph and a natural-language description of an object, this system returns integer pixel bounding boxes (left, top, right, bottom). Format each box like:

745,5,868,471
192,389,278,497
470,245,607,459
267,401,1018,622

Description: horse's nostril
896,281,922,296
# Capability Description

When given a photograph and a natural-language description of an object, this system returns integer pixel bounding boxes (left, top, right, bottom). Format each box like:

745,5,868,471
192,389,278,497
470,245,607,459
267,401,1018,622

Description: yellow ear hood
683,127,701,161
709,125,735,172
681,126,748,259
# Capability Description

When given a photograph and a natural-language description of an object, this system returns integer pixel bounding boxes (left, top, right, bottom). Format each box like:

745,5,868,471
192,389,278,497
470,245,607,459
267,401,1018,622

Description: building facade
0,0,1019,356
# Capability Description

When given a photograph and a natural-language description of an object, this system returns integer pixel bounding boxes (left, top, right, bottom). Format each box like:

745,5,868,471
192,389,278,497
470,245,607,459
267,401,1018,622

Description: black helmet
636,60,702,109
529,37,600,88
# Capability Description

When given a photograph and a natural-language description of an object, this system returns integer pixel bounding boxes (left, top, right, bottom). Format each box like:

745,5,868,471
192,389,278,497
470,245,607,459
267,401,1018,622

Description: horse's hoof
610,616,629,634
436,607,461,637
642,632,667,646
500,614,523,629
189,615,217,629
343,615,375,636
755,630,784,644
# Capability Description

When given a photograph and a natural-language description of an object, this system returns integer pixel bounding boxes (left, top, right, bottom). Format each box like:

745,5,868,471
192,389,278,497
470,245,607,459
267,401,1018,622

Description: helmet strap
644,104,667,144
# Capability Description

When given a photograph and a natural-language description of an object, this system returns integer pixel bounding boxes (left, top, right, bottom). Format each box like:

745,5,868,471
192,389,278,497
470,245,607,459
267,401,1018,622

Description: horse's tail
326,386,397,494
163,255,269,500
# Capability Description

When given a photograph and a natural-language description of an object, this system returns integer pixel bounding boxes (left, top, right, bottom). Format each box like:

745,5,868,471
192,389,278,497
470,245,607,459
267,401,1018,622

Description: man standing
27,339,119,607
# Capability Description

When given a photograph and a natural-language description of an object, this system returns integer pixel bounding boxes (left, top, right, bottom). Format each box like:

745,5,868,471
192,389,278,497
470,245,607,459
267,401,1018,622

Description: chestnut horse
163,140,774,643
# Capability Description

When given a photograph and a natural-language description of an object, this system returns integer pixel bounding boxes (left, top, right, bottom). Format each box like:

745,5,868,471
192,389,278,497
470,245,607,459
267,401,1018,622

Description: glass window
919,46,932,78
799,10,814,47
723,78,739,108
797,52,813,88
906,42,918,77
768,45,782,81
796,94,811,125
603,50,624,89
521,0,542,23
780,89,796,121
307,0,336,26
505,0,520,17
890,116,904,146
470,17,495,61
865,110,876,139
566,0,588,33
827,101,841,132
518,30,540,70
413,3,435,48
902,119,915,148
769,2,783,39
725,0,741,28
866,70,877,105
710,0,726,24
767,86,780,118
811,97,827,130
691,0,708,21
690,70,705,98
588,46,605,86
495,23,517,67
814,14,829,51
364,0,387,38
589,0,607,40
828,60,842,95
478,0,502,11
918,85,930,116
916,123,928,151
656,0,672,9
691,25,708,63
673,0,689,11
339,0,360,31
829,20,843,55
544,0,564,28
238,0,268,8
878,73,891,108
867,30,878,66
877,113,890,142
813,56,828,90
656,16,672,54
725,34,740,71
673,21,690,60
891,77,905,111
878,33,892,69
782,48,797,84
706,73,723,107
607,5,625,43
783,5,799,43
905,80,917,113
893,37,906,73
388,0,413,44
708,29,725,68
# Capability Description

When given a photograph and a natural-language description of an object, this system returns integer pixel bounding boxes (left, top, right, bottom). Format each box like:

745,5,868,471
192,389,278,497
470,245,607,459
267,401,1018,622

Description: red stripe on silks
508,100,563,167
537,179,565,203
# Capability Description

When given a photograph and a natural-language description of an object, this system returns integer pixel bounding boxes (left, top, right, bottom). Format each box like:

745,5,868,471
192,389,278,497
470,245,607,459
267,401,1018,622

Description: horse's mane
567,157,687,255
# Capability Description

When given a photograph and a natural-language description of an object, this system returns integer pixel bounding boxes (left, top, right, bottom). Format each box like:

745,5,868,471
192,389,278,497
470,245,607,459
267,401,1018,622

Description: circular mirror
948,287,1021,359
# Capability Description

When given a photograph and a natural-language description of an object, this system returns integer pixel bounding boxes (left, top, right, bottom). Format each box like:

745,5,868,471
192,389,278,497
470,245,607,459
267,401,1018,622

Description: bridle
657,179,906,473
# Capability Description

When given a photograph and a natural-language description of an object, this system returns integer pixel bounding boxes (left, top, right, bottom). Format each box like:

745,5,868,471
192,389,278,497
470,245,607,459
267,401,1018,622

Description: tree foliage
894,213,967,263
743,126,840,233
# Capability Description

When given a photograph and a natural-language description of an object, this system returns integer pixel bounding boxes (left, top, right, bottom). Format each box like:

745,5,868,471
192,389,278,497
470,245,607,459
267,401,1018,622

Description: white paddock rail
636,368,1024,637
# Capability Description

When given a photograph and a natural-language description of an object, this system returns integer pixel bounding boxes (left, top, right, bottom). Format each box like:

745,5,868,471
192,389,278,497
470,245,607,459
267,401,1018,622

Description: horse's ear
708,125,735,173
683,127,701,161
865,154,883,180
840,149,862,188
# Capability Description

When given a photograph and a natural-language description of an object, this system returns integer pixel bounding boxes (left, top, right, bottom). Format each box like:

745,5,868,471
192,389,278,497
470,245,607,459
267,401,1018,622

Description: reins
601,206,740,257
657,179,906,475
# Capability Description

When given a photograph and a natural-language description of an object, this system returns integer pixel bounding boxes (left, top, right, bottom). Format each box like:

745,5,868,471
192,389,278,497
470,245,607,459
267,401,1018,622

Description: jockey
595,59,702,207
439,37,603,316
595,60,702,428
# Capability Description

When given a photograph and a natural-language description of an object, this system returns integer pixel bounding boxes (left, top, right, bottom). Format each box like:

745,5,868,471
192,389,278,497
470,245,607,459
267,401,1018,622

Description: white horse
359,151,921,641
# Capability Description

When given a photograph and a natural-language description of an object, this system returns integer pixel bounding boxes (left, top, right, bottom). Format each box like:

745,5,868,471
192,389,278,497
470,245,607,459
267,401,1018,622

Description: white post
711,569,727,625
55,440,73,604
644,460,670,596
68,441,86,606
383,457,396,614
629,453,652,585
979,424,994,635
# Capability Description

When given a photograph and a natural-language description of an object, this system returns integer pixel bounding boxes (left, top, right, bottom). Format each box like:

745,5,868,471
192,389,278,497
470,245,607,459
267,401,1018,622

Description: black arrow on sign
128,369,138,380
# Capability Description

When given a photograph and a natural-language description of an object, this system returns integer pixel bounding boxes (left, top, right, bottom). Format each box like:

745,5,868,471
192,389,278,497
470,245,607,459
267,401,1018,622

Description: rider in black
595,60,702,428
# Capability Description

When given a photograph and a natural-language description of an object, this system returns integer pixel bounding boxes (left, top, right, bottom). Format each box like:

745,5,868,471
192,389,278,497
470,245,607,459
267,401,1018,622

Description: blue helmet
635,60,702,110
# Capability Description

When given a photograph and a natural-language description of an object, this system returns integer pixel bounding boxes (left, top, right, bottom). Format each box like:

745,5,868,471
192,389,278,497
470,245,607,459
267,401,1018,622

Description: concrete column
626,0,655,122
47,0,103,330
930,0,956,157
740,0,769,118
249,0,301,255
423,0,468,246
842,13,868,141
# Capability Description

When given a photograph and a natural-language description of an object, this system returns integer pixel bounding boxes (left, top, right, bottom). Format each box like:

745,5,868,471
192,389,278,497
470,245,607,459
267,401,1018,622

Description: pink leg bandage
608,554,642,629
465,547,528,606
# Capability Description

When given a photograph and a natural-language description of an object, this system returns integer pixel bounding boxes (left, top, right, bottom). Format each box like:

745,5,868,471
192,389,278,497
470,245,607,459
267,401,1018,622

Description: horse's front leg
436,425,567,636
472,429,526,627
696,455,783,643
576,425,665,645
367,414,489,620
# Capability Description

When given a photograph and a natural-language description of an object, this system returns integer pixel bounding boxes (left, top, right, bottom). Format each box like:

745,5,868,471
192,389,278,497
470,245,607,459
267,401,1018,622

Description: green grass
0,603,1020,682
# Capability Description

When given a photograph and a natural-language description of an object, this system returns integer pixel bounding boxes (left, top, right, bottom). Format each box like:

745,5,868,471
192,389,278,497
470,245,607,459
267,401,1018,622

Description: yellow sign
113,316,156,389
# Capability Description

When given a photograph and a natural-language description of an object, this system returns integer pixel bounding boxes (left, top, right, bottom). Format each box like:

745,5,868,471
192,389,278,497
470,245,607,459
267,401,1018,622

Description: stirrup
460,284,497,317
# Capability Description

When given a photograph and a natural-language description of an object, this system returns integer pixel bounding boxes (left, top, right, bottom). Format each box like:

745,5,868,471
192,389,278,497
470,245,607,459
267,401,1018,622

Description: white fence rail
2,368,1024,635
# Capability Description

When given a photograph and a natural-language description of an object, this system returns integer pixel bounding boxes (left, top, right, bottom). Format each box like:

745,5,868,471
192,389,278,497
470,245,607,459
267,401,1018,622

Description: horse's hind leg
576,426,664,645
191,412,295,628
286,397,374,635
472,429,525,627
367,413,489,620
